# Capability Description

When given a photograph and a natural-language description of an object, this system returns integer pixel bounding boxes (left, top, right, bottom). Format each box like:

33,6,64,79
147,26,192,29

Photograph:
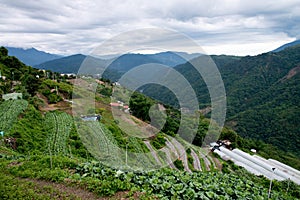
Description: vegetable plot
45,112,73,155
0,100,28,133
77,121,124,167
75,161,297,199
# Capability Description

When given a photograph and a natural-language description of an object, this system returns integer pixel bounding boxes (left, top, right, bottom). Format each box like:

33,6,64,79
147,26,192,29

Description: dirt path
161,148,177,169
199,150,211,171
164,138,179,158
207,152,217,170
112,108,157,138
37,93,72,115
19,178,102,199
167,137,191,173
144,140,162,166
191,149,202,171
213,157,222,170
18,177,139,200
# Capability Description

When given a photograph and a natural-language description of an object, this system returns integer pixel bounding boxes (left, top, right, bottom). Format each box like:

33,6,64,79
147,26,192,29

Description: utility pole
268,168,276,199
10,71,15,92
125,141,128,166
286,178,290,195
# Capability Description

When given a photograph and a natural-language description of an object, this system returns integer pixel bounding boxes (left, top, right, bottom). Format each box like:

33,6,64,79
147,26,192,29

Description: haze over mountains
5,47,201,73
5,40,299,75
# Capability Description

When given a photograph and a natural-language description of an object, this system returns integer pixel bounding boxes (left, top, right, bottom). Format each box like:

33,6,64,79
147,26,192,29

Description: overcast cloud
0,0,299,56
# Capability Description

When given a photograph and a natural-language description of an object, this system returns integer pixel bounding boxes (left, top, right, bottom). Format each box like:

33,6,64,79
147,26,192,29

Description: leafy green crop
0,100,28,133
45,111,73,155
75,161,298,199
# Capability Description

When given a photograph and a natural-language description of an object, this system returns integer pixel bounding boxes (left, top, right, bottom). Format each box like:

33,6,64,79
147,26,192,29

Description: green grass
199,156,207,172
186,148,196,172
0,99,28,133
0,171,80,200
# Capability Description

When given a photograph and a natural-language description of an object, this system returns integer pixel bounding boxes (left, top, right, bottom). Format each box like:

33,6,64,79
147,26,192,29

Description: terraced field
0,99,28,133
142,135,219,172
45,112,73,155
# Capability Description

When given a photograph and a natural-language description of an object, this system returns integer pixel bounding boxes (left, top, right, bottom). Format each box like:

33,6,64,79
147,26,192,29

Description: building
2,93,22,101
81,115,101,121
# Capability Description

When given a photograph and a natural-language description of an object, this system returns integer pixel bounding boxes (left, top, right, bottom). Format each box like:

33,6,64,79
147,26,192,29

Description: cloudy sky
0,0,299,56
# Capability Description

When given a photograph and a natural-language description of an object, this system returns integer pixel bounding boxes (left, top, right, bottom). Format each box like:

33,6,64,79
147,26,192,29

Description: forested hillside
142,45,300,157
220,45,300,156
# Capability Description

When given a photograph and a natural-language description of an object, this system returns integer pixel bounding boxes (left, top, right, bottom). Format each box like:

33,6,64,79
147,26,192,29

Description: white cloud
203,38,294,56
0,0,299,55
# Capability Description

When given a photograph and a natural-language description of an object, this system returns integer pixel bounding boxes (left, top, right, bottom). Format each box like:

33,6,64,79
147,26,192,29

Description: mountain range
4,40,300,157
6,47,61,66
6,40,299,69
143,44,300,156
5,47,200,74
33,51,201,81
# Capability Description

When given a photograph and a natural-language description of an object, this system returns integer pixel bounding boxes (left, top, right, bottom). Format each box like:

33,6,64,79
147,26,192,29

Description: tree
0,46,8,57
21,73,41,96
129,92,154,122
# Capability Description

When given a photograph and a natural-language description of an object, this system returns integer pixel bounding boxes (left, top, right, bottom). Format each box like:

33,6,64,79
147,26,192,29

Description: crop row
77,121,123,166
0,100,28,133
45,112,73,155
75,161,295,200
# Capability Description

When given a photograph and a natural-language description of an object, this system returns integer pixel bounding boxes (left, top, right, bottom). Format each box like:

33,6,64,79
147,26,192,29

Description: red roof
110,102,120,107
96,79,105,85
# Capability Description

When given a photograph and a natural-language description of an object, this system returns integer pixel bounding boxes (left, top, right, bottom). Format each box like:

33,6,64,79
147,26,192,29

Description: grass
186,148,196,172
0,172,80,200
199,155,207,172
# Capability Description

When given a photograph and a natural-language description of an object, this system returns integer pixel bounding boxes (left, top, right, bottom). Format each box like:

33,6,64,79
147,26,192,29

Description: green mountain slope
272,40,300,52
142,45,300,156
36,54,88,73
221,46,300,155
207,48,299,155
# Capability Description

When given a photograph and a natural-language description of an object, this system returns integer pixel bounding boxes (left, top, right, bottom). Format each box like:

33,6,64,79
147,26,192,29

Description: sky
0,0,299,56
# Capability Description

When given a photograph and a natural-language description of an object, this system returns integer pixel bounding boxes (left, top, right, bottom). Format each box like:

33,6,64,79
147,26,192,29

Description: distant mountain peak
5,46,62,66
272,40,300,52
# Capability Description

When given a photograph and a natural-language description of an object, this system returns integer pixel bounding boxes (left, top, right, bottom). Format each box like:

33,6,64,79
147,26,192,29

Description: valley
0,45,300,199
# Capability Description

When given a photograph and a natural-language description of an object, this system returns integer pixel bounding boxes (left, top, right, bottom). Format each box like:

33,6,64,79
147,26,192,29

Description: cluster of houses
110,100,130,113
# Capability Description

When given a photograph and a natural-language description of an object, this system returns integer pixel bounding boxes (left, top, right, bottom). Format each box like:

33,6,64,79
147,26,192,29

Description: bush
173,159,184,171
48,93,62,103
150,133,166,149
